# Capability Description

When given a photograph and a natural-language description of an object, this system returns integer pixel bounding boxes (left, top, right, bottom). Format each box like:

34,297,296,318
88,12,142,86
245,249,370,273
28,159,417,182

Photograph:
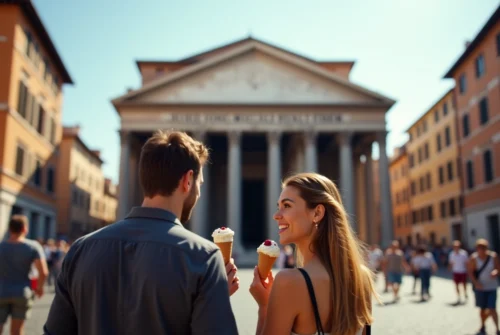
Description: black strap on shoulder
475,255,491,279
297,268,325,335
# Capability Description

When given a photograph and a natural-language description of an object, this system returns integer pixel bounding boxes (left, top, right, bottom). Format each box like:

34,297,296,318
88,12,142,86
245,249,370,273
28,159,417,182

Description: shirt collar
125,207,183,227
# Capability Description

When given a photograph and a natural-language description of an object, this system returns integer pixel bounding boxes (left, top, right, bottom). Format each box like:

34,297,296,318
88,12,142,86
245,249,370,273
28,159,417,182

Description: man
44,130,240,335
448,240,469,304
0,215,48,335
383,240,410,302
468,239,499,335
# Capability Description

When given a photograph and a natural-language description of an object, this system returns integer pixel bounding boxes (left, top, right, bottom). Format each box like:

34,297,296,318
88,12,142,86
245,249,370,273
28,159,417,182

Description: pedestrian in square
468,239,500,335
0,215,48,335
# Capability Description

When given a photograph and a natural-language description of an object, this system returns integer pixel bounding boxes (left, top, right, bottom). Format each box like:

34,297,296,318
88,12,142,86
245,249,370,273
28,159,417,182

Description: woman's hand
249,266,274,308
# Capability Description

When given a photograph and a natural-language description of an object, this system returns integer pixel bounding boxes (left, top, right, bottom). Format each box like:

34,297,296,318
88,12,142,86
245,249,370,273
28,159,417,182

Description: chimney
63,125,81,135
127,87,133,93
465,40,471,48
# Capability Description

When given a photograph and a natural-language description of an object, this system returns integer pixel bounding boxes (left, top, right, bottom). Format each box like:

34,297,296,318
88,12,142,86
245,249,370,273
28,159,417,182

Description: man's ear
181,170,195,193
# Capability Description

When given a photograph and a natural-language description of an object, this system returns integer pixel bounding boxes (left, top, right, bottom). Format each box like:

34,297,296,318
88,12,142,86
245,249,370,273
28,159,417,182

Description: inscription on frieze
161,113,344,125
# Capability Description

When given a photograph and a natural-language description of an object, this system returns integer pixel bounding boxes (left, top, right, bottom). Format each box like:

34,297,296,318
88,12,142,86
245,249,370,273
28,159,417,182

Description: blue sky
33,0,499,183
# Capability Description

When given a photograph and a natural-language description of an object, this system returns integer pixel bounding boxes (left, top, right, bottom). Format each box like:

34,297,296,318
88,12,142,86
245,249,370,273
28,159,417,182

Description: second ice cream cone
256,239,280,279
258,252,277,279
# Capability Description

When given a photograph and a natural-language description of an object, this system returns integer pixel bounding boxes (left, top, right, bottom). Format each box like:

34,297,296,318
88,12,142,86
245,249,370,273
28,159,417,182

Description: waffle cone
258,253,277,279
215,241,233,264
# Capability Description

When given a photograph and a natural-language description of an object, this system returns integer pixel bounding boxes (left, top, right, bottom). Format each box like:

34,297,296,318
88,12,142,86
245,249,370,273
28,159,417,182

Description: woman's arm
260,271,298,335
252,270,298,335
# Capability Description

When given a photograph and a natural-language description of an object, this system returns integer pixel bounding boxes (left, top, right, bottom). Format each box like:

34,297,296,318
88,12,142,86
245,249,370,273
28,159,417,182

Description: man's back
386,250,404,273
44,207,238,335
0,239,43,298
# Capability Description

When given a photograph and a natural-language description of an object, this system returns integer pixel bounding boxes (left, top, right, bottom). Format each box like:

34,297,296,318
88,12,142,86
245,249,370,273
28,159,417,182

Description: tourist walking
448,240,469,304
468,239,500,335
0,215,48,335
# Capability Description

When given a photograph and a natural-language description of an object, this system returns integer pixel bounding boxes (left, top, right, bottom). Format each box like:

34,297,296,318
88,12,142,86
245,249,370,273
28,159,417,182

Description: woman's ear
313,204,325,223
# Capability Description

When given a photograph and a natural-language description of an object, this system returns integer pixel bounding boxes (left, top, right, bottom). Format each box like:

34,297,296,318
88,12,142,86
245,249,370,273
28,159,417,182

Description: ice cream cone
216,241,233,264
258,253,277,279
212,227,235,265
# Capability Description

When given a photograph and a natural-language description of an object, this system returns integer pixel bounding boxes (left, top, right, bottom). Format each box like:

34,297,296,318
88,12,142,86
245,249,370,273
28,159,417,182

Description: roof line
135,36,356,68
63,128,104,164
405,87,454,133
443,5,500,78
13,1,74,84
113,40,395,106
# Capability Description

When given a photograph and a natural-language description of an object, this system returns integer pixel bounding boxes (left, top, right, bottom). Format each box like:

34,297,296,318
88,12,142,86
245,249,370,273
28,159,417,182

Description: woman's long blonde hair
283,172,376,335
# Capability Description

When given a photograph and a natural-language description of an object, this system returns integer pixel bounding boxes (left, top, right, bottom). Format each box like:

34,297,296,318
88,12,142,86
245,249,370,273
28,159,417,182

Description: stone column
117,131,131,220
339,132,356,229
377,131,394,248
304,131,318,172
191,131,209,237
364,145,375,244
227,131,243,254
267,132,281,243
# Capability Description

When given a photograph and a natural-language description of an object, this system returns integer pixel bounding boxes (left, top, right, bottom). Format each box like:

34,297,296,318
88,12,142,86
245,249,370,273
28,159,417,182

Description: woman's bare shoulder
275,268,303,286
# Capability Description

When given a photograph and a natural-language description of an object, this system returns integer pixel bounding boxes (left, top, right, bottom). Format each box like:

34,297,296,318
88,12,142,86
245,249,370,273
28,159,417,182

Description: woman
250,173,375,335
410,245,437,301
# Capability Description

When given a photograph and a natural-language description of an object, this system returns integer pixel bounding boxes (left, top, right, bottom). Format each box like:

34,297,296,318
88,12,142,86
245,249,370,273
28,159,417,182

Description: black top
44,207,238,335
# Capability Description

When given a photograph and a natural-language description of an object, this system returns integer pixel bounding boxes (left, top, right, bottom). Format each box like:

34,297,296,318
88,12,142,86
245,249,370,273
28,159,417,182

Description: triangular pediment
114,41,394,107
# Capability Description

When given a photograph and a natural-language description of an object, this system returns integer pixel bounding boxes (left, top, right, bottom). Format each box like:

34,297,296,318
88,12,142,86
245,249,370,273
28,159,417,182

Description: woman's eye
284,203,291,208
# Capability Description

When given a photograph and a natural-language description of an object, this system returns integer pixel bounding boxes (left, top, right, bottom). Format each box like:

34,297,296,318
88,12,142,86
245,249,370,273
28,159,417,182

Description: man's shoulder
170,227,220,259
77,220,220,262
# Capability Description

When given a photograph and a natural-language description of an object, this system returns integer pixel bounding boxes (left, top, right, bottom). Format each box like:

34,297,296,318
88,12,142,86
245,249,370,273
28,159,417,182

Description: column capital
267,131,282,144
304,130,318,144
337,131,354,146
228,131,241,145
119,130,130,146
193,130,207,141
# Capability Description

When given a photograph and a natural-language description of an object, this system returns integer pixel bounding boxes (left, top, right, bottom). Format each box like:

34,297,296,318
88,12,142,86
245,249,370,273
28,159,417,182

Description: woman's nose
273,210,282,221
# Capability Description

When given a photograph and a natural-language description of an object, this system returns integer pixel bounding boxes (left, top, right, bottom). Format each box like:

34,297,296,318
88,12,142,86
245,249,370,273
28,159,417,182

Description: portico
112,37,395,261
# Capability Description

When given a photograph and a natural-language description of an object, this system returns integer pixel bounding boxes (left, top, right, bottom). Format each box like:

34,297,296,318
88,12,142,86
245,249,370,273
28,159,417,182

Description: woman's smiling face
274,185,316,245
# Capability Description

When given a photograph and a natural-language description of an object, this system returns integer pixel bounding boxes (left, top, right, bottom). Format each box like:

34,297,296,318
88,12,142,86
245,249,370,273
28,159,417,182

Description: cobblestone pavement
4,270,499,335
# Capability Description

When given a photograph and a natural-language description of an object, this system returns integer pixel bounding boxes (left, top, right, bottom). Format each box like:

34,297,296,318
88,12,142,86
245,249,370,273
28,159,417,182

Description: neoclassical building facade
112,38,395,261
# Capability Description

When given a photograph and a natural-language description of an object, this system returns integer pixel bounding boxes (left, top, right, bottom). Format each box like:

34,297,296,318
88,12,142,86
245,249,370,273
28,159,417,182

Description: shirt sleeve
43,244,78,335
190,249,238,335
32,241,45,260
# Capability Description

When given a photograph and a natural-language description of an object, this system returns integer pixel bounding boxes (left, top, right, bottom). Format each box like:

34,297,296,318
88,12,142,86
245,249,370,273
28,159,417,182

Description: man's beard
180,185,197,225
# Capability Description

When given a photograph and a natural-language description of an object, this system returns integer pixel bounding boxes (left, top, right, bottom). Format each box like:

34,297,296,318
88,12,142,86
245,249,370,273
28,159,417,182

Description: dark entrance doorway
451,223,463,244
242,179,265,249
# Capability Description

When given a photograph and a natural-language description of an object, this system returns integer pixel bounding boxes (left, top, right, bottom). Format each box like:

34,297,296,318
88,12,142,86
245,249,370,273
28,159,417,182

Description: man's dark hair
139,130,209,197
9,215,28,234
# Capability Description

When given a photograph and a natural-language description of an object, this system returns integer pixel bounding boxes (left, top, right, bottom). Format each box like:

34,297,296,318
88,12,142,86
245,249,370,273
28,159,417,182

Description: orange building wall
407,90,462,246
449,18,500,249
389,150,412,246
0,4,67,240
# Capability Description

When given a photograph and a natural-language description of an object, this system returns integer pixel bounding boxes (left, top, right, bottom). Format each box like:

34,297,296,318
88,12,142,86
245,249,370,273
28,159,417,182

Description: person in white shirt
448,240,469,303
367,244,383,281
411,245,437,301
